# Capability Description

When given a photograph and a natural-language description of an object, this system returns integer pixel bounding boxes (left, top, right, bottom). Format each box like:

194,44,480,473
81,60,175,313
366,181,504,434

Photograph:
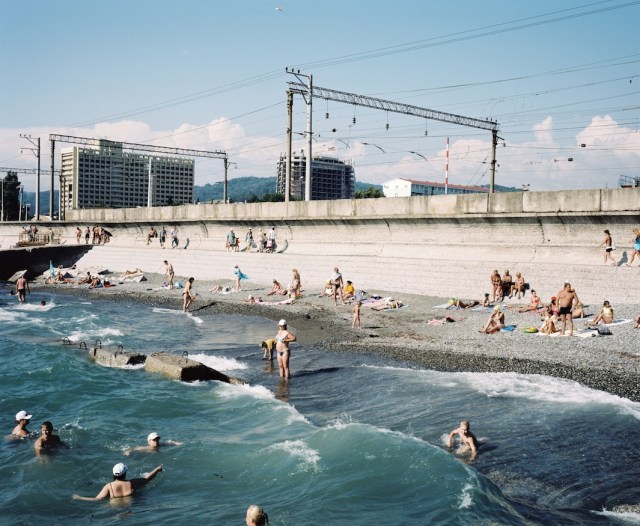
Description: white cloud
2,115,638,192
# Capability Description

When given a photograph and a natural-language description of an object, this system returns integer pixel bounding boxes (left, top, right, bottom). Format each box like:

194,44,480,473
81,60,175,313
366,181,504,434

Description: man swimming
447,420,479,458
34,421,64,453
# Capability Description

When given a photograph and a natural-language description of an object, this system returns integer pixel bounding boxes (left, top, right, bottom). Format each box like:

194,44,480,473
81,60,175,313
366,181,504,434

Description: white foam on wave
15,301,56,312
215,382,310,425
458,482,474,509
454,371,640,421
66,326,124,343
152,307,203,324
267,439,320,473
217,381,275,401
595,509,640,524
0,308,28,323
363,365,640,421
190,353,248,372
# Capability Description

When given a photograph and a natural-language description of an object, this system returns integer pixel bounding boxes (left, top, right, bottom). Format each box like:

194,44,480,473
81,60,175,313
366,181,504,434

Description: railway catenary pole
288,80,501,192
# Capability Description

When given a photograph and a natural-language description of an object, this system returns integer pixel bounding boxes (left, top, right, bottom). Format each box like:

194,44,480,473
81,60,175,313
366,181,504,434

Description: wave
189,353,248,372
364,365,640,421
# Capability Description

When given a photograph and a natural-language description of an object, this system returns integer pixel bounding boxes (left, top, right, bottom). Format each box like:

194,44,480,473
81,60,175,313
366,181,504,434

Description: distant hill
22,191,58,216
194,177,383,203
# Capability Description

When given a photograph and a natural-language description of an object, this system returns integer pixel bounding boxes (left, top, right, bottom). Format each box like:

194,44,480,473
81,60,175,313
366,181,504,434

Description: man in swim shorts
557,282,578,336
275,319,296,379
15,275,30,302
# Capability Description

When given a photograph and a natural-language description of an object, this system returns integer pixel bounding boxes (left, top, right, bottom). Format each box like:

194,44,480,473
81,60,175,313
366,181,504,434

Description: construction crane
287,80,501,194
49,134,229,219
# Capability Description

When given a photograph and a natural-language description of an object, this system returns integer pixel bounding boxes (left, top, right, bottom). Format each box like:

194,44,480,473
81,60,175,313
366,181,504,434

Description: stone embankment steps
70,245,636,304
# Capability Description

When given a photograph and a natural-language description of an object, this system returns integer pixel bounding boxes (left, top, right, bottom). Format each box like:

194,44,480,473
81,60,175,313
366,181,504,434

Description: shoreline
23,270,640,402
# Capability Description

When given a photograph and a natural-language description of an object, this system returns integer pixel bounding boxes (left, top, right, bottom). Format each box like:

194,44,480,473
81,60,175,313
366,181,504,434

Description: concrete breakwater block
90,347,147,368
144,352,244,384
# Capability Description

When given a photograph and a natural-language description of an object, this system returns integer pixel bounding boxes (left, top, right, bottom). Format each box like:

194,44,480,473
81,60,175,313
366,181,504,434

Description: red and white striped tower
445,137,449,195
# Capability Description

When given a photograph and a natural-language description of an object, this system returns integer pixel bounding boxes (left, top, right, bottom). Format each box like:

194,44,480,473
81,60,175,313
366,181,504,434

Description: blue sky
1,0,638,192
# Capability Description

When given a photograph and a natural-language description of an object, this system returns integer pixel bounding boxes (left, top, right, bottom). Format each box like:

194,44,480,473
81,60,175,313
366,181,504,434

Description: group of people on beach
74,225,112,245
226,227,277,253
599,228,640,266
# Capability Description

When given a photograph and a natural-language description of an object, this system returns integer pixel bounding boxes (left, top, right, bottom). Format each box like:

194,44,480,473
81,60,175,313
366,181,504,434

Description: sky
1,0,639,193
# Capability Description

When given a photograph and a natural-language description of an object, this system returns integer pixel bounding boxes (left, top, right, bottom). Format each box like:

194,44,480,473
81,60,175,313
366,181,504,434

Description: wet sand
30,272,640,402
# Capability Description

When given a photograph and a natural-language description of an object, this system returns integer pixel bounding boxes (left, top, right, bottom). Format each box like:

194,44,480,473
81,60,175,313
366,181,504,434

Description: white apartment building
276,154,355,200
60,141,194,214
383,178,489,197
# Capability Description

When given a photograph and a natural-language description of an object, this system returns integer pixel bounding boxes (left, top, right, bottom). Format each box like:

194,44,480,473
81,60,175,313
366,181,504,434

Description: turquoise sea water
1,289,639,525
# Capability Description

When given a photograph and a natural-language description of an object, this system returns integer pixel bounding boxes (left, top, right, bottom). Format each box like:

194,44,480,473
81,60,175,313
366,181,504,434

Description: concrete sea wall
1,188,638,303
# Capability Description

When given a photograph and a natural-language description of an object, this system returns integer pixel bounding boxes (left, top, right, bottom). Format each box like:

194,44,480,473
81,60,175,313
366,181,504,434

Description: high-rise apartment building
60,140,194,214
276,154,355,200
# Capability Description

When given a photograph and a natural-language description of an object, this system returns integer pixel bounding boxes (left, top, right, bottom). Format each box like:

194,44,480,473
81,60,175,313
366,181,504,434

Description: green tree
353,187,384,199
1,172,21,220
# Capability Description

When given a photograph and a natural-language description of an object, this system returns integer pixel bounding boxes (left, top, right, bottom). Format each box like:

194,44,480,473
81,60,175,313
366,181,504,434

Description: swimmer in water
275,319,296,379
12,410,33,437
447,420,479,459
34,421,65,454
72,463,163,501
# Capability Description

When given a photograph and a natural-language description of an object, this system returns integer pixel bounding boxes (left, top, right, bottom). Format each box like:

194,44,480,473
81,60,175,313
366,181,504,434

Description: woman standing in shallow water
275,319,296,379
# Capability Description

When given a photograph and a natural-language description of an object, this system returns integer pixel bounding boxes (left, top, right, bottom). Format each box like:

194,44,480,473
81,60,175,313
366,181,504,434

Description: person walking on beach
34,421,65,453
352,300,362,329
275,319,296,379
76,227,82,243
626,228,640,266
599,229,618,266
234,265,248,291
267,227,276,252
72,463,163,501
183,277,195,312
447,420,478,458
84,226,90,244
164,260,174,289
12,410,33,437
171,226,179,248
557,282,578,336
15,274,30,303
159,226,166,249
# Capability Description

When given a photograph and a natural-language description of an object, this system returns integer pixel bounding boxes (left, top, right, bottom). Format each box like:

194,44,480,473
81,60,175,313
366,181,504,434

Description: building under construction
277,153,355,200
60,140,194,210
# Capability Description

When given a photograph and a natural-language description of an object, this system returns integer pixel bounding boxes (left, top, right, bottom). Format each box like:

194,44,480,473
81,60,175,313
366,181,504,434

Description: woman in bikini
73,463,163,501
275,319,296,379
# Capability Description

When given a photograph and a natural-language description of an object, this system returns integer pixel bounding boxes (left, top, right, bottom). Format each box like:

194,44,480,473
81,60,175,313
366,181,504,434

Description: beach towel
500,325,517,332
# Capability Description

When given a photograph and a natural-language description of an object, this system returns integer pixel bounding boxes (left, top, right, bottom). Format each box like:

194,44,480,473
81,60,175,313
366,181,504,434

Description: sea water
1,290,639,525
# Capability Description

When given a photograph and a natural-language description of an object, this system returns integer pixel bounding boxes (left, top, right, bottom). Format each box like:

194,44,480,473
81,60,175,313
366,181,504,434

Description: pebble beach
29,268,640,402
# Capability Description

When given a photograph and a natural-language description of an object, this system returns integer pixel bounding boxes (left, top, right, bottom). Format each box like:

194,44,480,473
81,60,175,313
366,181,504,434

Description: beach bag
597,326,612,336
523,326,538,333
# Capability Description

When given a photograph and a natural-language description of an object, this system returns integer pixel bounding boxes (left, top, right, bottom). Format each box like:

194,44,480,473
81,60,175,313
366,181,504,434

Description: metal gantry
49,134,229,218
0,167,62,221
287,80,501,193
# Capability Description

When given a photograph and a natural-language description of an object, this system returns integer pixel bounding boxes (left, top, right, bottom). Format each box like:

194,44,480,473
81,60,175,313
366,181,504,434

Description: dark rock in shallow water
144,352,244,384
